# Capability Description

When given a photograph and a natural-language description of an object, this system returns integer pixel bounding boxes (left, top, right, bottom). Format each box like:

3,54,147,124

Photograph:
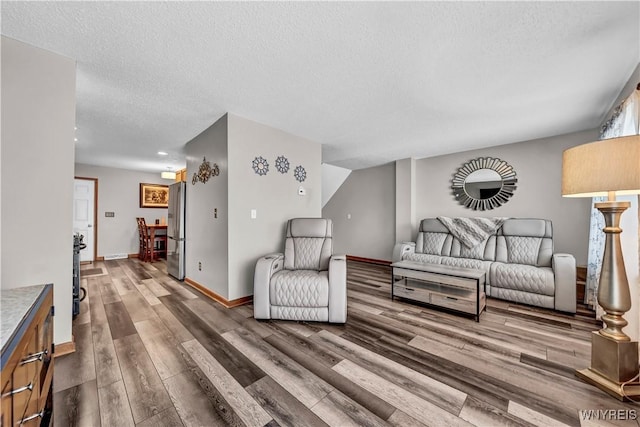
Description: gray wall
415,129,598,266
227,114,322,300
606,62,640,123
322,163,351,207
323,129,598,264
184,114,321,301
1,37,76,345
185,114,229,298
74,163,170,258
395,158,416,243
323,162,396,261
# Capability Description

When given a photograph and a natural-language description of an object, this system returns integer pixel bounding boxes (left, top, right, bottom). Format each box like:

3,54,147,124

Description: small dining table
146,224,167,261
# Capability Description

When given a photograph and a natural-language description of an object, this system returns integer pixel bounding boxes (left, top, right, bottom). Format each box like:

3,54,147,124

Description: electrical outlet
214,208,218,219
105,211,115,217
198,262,202,271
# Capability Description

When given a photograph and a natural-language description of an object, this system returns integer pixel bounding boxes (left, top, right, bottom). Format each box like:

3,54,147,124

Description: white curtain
586,88,640,319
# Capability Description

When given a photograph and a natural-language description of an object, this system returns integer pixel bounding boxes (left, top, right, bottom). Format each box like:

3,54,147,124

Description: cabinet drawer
16,389,41,426
394,283,431,304
1,285,54,427
431,293,476,314
2,380,13,427
12,337,39,423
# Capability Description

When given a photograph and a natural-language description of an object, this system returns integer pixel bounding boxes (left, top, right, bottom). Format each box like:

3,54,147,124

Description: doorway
73,177,98,262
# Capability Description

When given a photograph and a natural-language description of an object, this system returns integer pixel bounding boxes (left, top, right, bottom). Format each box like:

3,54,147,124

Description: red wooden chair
136,217,150,261
136,217,166,262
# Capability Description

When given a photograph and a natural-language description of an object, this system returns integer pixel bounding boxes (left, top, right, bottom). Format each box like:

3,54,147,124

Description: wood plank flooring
54,259,638,427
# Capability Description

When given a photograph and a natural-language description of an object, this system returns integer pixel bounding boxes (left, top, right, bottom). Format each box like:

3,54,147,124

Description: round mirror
451,157,517,210
464,169,502,199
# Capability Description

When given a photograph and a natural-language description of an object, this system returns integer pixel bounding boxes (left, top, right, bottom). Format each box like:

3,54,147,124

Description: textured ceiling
2,2,638,172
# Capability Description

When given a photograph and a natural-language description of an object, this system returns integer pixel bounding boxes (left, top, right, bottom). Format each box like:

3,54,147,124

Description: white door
73,178,96,262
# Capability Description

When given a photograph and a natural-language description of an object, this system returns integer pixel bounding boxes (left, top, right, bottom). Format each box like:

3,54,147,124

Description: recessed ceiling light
158,151,168,156
74,137,78,142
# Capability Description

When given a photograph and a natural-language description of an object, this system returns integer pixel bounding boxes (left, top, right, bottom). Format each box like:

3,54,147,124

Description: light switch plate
105,212,115,217
251,209,257,219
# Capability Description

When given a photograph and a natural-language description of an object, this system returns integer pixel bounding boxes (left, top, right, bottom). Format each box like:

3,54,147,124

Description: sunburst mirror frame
451,157,517,211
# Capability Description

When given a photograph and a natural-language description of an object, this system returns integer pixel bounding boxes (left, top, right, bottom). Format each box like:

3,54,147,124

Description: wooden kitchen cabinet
175,168,187,182
1,284,54,426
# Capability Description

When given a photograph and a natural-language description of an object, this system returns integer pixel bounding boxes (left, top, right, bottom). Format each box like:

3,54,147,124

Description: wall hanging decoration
451,157,517,211
140,183,169,208
294,165,307,182
275,155,290,174
191,156,220,185
252,156,269,176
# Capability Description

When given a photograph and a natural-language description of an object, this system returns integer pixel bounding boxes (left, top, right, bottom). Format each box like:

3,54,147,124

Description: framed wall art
140,183,169,208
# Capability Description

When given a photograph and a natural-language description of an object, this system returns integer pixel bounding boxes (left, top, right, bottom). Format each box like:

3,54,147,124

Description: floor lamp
562,135,640,400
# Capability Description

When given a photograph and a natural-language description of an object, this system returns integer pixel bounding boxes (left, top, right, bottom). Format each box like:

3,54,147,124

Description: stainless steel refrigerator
167,181,185,280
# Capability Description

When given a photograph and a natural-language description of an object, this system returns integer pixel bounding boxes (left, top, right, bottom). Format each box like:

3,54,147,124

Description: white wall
323,162,396,261
1,37,76,345
414,129,598,266
322,163,351,208
74,163,170,258
184,115,229,298
227,114,321,300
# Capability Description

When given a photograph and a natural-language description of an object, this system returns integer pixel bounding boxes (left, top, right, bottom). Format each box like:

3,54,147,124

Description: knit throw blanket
437,217,507,248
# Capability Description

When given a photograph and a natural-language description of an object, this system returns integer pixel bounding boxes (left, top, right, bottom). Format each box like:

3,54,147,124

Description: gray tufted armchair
253,218,347,323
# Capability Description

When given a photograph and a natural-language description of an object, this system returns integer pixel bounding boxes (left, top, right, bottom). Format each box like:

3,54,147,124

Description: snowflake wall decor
275,155,290,174
293,165,306,182
252,156,269,176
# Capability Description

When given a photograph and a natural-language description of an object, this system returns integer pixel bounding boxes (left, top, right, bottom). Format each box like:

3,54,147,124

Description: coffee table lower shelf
391,262,486,321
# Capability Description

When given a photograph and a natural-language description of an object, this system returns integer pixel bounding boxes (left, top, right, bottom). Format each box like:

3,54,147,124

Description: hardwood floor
53,259,638,427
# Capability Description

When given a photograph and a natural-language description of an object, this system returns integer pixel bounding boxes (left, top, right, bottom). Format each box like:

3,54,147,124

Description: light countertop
1,284,48,354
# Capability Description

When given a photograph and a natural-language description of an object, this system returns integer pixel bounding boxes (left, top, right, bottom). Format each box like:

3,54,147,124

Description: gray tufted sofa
392,218,576,313
254,218,347,323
